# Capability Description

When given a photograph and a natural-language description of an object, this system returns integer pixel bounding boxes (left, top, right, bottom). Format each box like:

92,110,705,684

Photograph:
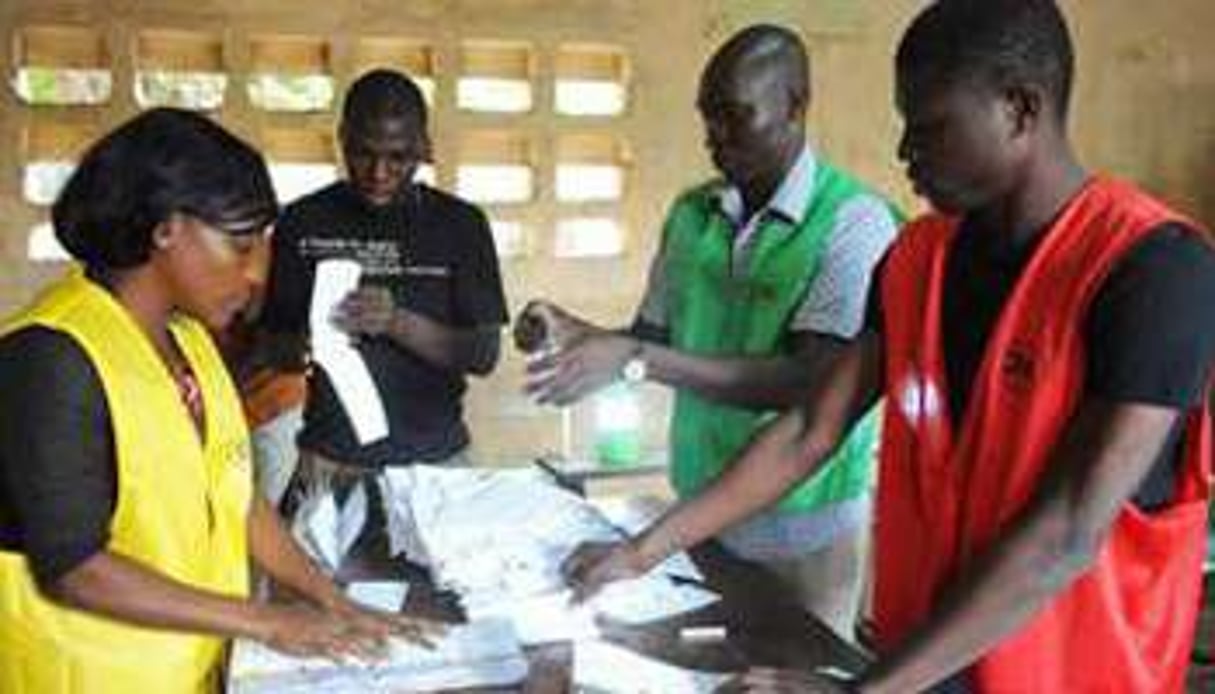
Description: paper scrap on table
229,617,527,693
592,575,719,626
464,589,600,646
346,580,410,613
573,638,731,694
378,465,719,641
310,259,388,445
294,481,367,571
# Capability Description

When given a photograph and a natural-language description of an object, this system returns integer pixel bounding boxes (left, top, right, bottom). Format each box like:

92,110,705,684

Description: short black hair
341,69,428,131
706,24,810,107
896,0,1075,120
52,107,277,271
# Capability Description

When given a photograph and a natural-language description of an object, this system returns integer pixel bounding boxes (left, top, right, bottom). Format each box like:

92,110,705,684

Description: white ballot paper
228,617,527,693
463,588,600,646
574,638,731,694
310,258,388,445
293,477,367,572
380,466,719,645
346,580,410,613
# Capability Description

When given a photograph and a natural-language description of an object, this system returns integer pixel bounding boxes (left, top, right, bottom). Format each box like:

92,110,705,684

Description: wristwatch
621,340,647,383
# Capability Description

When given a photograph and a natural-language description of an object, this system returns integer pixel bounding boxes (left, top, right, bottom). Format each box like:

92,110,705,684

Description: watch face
623,357,646,383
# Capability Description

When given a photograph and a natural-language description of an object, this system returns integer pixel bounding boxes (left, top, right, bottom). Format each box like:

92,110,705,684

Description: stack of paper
380,466,719,645
228,617,527,693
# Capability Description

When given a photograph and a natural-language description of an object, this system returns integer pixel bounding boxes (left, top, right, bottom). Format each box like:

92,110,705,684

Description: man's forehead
699,62,774,109
343,115,423,144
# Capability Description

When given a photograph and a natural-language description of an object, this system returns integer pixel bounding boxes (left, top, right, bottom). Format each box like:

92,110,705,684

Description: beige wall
1,1,1211,465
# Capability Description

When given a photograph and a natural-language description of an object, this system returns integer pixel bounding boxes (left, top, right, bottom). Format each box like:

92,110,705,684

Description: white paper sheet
310,259,388,444
345,580,410,613
379,466,720,644
464,589,600,646
229,617,528,693
592,575,719,626
294,481,367,571
573,639,731,694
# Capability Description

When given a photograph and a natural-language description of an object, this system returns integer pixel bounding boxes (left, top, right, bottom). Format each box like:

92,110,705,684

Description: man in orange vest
563,1,1214,691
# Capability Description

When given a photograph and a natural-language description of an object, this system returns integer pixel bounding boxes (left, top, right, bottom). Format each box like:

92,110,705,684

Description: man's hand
515,300,603,352
560,540,653,603
718,667,854,693
332,286,399,338
525,332,639,406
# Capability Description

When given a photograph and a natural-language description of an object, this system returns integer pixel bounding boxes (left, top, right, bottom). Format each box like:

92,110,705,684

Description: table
334,498,869,692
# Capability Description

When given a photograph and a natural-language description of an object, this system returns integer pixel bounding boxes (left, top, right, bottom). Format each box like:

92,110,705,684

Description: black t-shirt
864,222,1215,510
0,327,115,586
259,182,508,468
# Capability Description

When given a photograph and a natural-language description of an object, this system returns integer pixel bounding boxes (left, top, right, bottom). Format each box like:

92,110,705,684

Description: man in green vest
524,24,900,640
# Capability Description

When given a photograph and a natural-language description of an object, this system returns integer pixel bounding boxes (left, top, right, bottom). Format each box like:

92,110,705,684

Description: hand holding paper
332,285,399,338
561,539,651,603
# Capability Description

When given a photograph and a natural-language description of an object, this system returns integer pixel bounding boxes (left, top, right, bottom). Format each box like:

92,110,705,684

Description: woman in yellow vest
0,108,434,693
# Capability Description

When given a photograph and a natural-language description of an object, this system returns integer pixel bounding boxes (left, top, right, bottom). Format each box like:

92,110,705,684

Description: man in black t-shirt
256,70,507,543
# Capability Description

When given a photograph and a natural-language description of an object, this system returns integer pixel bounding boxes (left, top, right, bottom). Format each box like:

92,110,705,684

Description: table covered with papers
228,465,867,693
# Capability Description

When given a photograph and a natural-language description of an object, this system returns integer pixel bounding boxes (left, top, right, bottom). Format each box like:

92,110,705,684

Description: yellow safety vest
0,271,252,693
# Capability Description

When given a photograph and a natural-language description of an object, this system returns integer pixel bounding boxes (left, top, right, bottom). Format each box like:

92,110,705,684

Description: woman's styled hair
52,107,278,271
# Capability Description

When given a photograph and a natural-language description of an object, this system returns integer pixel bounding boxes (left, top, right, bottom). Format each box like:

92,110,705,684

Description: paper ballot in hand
310,259,388,445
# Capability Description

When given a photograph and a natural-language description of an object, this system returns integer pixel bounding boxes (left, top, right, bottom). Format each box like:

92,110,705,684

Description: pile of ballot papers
242,466,722,691
380,465,720,645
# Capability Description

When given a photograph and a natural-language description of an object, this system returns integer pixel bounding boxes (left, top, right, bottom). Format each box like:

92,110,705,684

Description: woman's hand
325,595,447,650
256,603,387,662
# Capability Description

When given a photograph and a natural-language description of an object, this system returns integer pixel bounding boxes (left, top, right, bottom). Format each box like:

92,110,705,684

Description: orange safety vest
876,178,1211,692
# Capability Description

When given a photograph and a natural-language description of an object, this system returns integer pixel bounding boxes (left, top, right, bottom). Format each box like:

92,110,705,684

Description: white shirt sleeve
791,194,899,339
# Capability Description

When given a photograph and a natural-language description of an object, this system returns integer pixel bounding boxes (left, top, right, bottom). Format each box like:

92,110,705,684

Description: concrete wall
0,0,1210,465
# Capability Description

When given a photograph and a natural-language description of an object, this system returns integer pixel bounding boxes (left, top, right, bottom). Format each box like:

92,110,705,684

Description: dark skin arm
849,399,1182,693
245,495,441,648
524,300,847,410
561,333,883,600
51,547,378,660
725,398,1186,693
46,496,439,660
334,286,500,376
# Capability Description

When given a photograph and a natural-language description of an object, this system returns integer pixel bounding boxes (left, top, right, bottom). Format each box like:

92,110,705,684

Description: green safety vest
663,160,897,512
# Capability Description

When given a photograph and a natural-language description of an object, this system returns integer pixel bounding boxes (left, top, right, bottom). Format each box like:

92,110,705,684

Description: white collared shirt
717,145,819,274
637,145,898,340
